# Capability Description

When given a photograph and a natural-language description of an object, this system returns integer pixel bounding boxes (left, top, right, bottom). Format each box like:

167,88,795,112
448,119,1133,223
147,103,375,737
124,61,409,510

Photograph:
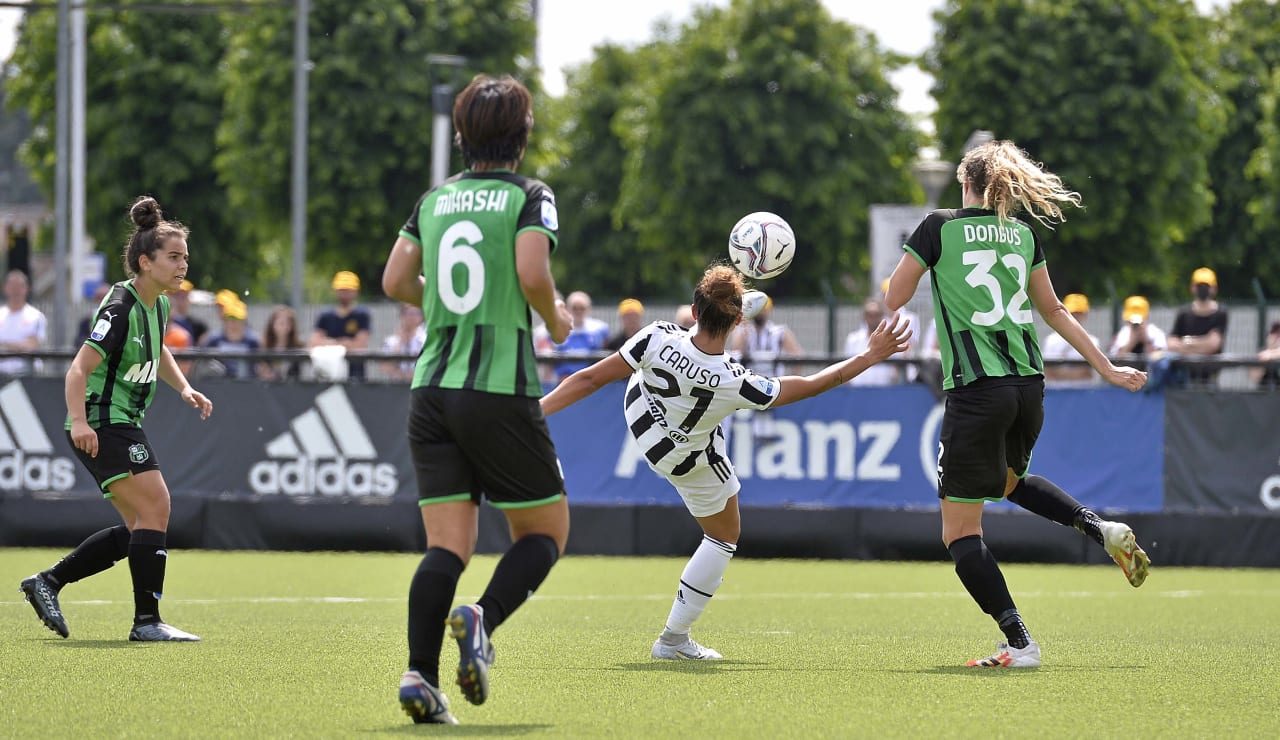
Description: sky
0,0,1232,120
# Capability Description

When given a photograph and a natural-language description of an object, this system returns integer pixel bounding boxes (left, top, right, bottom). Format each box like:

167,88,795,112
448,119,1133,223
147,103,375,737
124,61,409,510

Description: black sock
44,525,131,588
995,608,1032,650
1007,475,1104,546
128,529,168,625
476,534,560,635
408,547,465,687
948,535,1027,647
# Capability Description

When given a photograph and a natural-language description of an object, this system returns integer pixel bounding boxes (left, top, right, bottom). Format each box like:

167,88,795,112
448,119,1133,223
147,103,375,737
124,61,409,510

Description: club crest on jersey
128,444,150,463
541,198,559,230
667,430,690,444
90,319,111,342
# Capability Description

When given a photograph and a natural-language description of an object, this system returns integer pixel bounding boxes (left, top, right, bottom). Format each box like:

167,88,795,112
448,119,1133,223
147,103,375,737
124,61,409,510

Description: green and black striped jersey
399,169,559,397
904,208,1046,390
67,281,169,429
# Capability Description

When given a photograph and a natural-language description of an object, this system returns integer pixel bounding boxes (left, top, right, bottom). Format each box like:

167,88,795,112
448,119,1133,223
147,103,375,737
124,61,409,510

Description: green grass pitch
1,548,1278,738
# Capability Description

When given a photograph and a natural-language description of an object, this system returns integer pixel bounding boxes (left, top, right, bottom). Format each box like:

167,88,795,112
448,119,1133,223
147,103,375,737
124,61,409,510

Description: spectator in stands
382,303,426,382
731,296,802,442
605,298,645,351
75,281,112,345
1168,267,1228,386
169,279,208,345
0,270,47,376
203,300,260,379
163,318,194,376
675,304,696,330
1041,293,1099,384
1253,321,1280,390
845,298,898,386
550,290,610,383
1109,295,1167,357
311,270,371,381
258,305,303,382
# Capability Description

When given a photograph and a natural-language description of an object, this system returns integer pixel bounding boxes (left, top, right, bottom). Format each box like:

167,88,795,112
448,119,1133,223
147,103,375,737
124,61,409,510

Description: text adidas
0,450,76,492
249,457,397,497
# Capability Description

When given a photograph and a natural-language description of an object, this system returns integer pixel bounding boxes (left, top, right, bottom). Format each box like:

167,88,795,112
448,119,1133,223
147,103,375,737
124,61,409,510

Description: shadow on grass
51,640,145,649
369,723,553,736
612,660,808,673
889,665,1147,675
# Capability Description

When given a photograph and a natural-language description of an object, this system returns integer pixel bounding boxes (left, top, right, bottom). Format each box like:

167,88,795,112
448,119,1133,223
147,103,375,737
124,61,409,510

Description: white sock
661,535,736,641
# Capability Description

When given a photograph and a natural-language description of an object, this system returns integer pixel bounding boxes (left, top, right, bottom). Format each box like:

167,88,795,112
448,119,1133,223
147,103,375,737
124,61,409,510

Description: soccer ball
728,211,796,280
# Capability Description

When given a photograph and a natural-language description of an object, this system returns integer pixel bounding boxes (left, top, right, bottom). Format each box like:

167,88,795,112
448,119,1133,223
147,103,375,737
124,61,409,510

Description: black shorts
408,386,565,508
67,424,161,497
937,377,1044,503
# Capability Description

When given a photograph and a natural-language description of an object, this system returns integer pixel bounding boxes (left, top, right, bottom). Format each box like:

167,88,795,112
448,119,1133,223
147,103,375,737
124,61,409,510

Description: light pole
912,155,954,211
426,54,467,188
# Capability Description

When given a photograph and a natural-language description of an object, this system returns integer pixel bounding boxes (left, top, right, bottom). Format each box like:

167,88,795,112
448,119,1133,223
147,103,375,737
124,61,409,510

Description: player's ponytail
959,141,1082,227
693,264,744,338
122,195,189,277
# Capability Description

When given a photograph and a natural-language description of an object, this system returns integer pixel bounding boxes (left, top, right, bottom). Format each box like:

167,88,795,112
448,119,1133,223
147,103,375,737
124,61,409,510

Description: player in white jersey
542,265,909,660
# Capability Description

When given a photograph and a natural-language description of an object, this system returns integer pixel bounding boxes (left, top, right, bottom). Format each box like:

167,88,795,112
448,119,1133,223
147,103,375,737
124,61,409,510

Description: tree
216,0,537,299
612,0,919,299
927,0,1225,299
541,43,656,297
5,1,237,286
1201,0,1280,299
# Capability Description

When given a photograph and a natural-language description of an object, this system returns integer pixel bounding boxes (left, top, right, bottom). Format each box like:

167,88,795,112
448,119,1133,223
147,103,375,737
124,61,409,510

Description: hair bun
129,196,162,229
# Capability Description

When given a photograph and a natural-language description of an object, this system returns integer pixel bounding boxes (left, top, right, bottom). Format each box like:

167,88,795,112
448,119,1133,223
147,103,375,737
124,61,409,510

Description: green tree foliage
216,0,536,298
543,43,654,296
606,0,918,299
927,0,1225,299
5,2,235,286
1204,0,1280,299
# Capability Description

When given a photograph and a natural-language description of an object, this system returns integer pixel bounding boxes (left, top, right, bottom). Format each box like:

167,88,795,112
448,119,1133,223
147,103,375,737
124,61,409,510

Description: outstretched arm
772,316,911,408
540,353,633,416
1027,268,1146,392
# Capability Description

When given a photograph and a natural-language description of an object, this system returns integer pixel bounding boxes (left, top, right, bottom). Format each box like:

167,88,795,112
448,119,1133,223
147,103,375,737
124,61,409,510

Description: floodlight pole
426,54,467,188
290,0,311,311
52,0,70,348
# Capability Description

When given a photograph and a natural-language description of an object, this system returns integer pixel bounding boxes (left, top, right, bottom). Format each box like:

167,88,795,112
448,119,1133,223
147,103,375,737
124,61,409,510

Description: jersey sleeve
903,211,945,268
1212,309,1229,339
736,371,781,411
399,193,429,246
1171,310,1189,337
618,321,664,370
517,181,559,251
84,296,132,359
1030,230,1047,270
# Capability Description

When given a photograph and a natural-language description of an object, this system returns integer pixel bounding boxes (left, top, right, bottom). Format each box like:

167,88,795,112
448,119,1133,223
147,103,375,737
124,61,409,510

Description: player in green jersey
19,196,212,643
885,141,1150,669
383,74,573,725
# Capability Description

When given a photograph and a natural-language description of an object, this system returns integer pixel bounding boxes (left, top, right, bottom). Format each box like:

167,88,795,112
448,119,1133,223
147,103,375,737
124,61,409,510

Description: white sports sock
661,535,737,640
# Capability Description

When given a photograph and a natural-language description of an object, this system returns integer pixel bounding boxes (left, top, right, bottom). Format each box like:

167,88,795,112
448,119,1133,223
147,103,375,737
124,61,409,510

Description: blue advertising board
546,383,1164,512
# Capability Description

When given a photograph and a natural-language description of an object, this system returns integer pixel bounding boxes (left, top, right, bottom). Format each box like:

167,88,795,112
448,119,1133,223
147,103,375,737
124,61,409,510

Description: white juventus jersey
619,321,781,478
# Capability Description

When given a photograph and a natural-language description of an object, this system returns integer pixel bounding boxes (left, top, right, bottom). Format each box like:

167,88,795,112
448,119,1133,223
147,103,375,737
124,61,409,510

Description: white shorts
658,461,741,518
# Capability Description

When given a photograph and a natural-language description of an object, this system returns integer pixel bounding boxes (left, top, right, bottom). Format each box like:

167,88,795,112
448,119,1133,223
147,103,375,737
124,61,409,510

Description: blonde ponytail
959,141,1082,227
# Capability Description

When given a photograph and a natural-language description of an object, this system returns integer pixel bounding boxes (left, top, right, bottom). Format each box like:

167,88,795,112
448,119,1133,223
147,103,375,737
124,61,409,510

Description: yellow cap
1191,267,1217,288
222,300,247,321
332,271,361,291
179,279,194,292
617,298,644,315
1062,293,1089,314
1123,295,1150,323
215,288,240,308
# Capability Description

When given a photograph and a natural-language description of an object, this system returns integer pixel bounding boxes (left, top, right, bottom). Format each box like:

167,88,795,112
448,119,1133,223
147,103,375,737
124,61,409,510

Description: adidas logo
248,386,397,497
0,381,76,491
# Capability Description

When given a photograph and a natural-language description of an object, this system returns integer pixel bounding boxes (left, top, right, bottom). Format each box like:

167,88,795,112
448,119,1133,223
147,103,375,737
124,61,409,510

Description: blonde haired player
542,265,909,659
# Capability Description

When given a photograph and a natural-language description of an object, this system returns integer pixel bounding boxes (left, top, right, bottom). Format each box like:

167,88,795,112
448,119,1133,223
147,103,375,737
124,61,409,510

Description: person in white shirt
1041,293,1100,385
845,298,899,386
1110,295,1167,357
0,270,48,376
541,265,909,661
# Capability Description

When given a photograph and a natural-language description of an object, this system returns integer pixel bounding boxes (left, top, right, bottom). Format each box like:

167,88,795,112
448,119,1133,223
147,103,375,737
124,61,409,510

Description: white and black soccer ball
728,211,796,280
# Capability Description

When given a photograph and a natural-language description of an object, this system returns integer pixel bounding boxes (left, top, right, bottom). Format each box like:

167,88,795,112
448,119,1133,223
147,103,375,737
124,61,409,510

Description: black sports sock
44,525,131,588
1007,475,1104,546
948,535,1027,646
476,534,560,635
128,529,168,625
408,547,465,687
995,608,1032,650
